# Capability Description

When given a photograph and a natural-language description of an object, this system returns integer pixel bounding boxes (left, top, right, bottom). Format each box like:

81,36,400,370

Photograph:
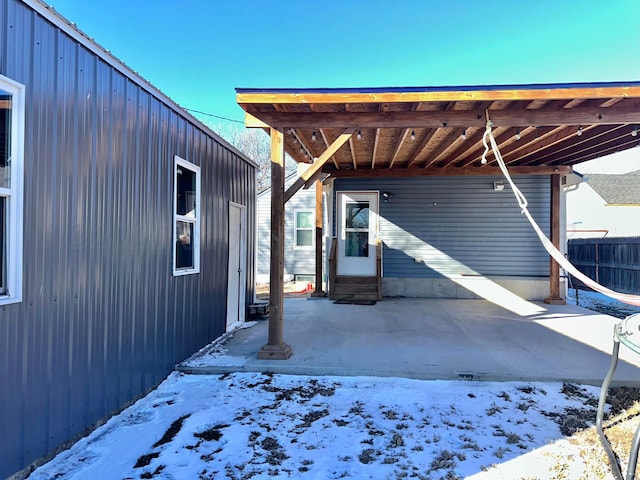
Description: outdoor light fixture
632,127,638,137
410,129,416,141
515,129,521,140
576,126,583,137
381,191,393,202
356,130,362,140
311,131,317,141
460,130,466,140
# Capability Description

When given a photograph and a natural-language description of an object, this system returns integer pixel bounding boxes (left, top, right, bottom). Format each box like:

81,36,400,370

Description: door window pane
345,231,368,257
346,202,369,229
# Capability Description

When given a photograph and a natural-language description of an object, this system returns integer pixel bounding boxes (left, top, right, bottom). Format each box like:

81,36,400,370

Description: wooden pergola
236,81,640,359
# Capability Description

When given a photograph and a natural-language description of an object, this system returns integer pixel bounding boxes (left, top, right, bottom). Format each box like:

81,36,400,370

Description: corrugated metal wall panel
0,1,256,476
334,176,550,278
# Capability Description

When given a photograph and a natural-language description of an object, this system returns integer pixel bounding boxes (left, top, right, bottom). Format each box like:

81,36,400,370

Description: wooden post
258,128,292,359
545,173,566,305
311,181,325,297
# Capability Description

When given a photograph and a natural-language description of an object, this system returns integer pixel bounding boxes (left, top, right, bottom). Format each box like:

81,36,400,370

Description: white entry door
226,202,247,331
337,192,378,276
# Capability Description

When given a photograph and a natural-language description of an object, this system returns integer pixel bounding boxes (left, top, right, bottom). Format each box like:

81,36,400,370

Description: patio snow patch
29,372,629,480
177,321,258,369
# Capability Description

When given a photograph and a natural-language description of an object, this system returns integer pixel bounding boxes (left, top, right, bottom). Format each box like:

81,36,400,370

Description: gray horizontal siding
0,1,255,477
335,176,550,278
257,176,317,278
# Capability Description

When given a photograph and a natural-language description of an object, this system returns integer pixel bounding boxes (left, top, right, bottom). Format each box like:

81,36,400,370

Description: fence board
568,237,640,294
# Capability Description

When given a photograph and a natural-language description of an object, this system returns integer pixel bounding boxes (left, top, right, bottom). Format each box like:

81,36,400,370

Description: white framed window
294,210,314,249
173,156,200,275
0,75,25,306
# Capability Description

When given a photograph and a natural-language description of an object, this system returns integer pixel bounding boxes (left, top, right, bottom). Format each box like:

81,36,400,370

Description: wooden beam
304,169,329,187
319,129,340,169
245,112,270,128
284,128,355,203
311,181,325,297
237,85,640,105
242,103,640,129
326,165,571,178
258,127,292,360
544,174,565,305
348,135,357,170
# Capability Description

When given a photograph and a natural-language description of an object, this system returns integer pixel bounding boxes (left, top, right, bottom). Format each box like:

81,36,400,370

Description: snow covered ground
30,372,627,480
28,290,640,480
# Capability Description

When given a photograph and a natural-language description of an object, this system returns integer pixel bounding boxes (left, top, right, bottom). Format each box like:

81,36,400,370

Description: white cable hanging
481,119,640,307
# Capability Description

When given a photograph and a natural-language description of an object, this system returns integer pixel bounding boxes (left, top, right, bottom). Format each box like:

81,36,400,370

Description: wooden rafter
388,128,411,169
502,126,590,165
423,128,465,168
519,124,630,166
406,129,438,168
388,103,420,169
371,127,380,168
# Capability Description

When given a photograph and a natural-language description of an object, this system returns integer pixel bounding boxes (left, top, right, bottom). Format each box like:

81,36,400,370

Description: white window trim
172,155,201,276
0,75,25,306
294,209,314,250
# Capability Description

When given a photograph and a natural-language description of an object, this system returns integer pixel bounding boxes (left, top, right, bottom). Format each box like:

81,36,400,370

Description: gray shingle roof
584,170,640,204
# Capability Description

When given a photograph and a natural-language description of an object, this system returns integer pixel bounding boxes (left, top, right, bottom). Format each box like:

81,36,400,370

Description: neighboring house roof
584,170,640,205
257,173,299,198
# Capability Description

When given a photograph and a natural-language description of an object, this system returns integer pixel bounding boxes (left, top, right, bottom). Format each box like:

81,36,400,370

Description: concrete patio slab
177,298,640,386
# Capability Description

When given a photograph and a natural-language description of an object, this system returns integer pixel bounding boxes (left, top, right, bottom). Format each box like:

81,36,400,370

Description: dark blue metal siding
0,1,256,476
335,176,550,278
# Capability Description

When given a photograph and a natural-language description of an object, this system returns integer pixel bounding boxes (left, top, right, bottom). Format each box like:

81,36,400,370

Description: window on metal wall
0,75,25,305
295,210,313,248
173,156,200,275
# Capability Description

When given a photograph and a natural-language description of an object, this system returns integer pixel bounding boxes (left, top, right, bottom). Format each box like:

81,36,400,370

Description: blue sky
49,0,640,133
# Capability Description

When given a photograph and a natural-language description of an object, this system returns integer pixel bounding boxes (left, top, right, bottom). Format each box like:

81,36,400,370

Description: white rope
481,122,640,307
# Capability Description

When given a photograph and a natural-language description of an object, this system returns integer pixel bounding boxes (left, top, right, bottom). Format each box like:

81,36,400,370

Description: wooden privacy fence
567,237,640,294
